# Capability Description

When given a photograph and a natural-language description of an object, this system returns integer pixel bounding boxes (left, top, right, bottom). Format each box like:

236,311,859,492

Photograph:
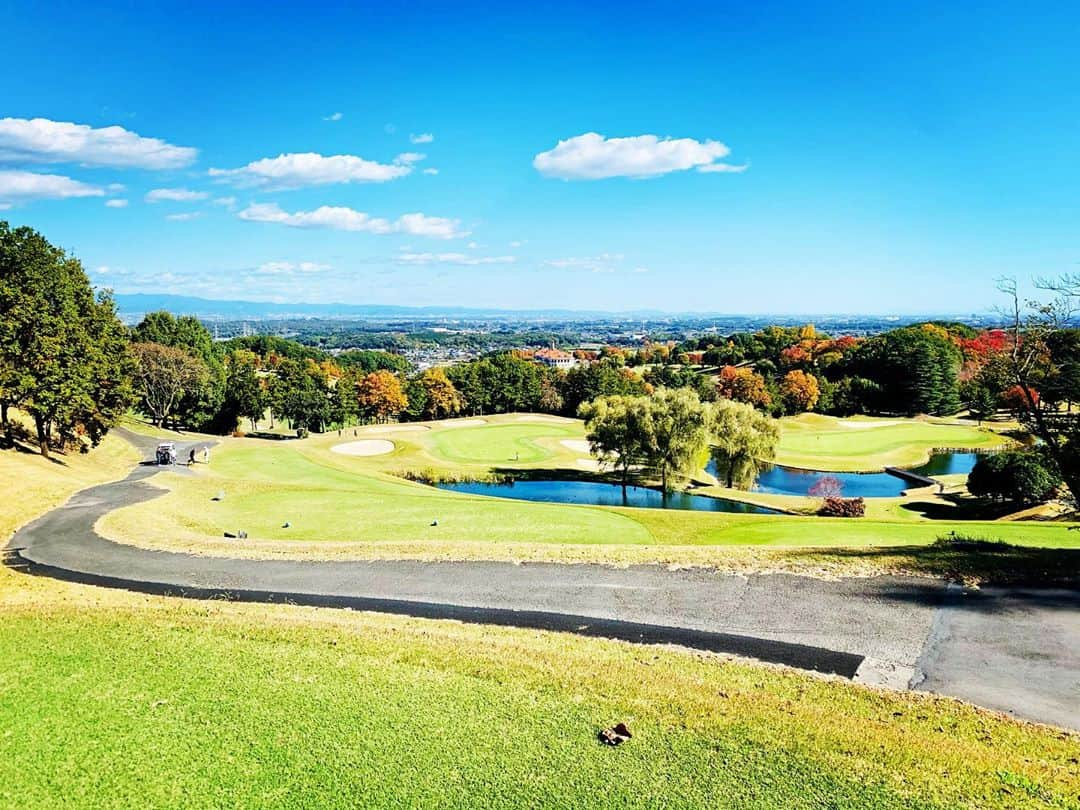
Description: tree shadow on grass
777,538,1080,588
899,494,1022,521
3,437,68,466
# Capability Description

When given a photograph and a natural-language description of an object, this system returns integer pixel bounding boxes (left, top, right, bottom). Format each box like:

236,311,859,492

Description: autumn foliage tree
131,342,210,428
1000,384,1038,417
780,370,820,413
419,368,463,419
715,366,771,408
357,370,408,423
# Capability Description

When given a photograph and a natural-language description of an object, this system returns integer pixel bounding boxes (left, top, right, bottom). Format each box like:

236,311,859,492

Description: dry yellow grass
0,417,138,543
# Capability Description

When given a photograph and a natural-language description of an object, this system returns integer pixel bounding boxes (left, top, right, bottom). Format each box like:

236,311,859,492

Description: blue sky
1,1,1077,314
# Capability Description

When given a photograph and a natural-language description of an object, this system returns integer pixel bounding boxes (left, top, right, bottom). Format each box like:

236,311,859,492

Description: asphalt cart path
7,429,1078,730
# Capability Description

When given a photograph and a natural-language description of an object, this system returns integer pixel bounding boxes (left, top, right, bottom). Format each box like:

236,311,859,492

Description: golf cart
156,442,177,465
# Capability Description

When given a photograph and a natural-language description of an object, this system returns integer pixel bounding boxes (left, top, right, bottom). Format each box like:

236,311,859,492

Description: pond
435,479,780,514
706,452,981,498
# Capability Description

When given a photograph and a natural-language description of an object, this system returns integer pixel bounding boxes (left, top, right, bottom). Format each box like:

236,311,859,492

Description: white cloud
165,212,202,221
395,212,466,239
698,162,748,174
543,253,624,272
422,167,439,176
145,187,208,203
394,152,425,165
323,112,343,122
397,252,515,266
410,133,434,144
0,169,104,204
533,132,744,180
106,182,126,192
105,198,128,208
509,240,524,248
209,152,412,189
212,196,237,208
0,117,197,169
256,260,331,275
237,202,469,239
632,266,650,273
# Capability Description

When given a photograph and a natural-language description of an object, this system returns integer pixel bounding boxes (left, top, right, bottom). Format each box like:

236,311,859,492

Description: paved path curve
6,431,1079,730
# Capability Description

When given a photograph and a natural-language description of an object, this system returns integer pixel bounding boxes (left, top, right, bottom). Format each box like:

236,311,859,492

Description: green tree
561,359,644,415
0,222,135,456
271,359,332,433
132,310,225,430
331,369,361,428
708,399,781,488
578,395,650,493
403,376,428,421
336,349,410,374
640,388,711,492
223,349,266,431
967,451,1060,505
847,326,962,415
960,379,998,424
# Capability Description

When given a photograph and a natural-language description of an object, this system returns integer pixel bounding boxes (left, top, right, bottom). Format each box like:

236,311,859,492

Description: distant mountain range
113,293,990,325
113,293,677,321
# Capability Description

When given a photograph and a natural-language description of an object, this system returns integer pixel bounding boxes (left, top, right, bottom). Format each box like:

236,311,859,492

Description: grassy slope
774,414,1009,471
1,416,1077,806
1,567,1077,809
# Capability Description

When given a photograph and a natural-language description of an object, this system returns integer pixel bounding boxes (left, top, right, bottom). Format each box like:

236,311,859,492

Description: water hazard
435,479,780,514
707,452,981,498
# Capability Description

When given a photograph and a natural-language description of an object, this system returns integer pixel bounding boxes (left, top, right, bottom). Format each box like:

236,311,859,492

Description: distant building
533,347,576,369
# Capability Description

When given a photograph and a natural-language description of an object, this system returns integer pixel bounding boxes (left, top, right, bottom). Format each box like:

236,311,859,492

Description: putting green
430,423,577,464
775,414,1009,471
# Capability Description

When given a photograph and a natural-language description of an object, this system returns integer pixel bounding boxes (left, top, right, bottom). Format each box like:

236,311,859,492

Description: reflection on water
435,479,779,514
707,452,981,497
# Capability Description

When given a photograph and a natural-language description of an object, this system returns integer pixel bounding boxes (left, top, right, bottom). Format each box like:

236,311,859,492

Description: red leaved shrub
818,497,865,517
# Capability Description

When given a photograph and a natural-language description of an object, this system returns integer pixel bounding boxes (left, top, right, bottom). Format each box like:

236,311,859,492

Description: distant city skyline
1,2,1077,314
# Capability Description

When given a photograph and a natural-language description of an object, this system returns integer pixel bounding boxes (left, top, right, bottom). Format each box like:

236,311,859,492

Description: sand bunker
560,439,591,454
361,424,429,433
439,418,487,428
330,439,395,456
508,414,568,423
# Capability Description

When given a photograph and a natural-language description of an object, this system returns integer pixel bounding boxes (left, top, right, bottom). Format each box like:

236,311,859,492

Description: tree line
4,222,1080,508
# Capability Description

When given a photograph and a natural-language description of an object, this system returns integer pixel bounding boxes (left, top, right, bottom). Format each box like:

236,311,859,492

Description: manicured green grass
99,429,1080,582
430,422,581,464
316,414,591,477
5,416,1077,808
1,586,1076,808
774,414,1010,471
